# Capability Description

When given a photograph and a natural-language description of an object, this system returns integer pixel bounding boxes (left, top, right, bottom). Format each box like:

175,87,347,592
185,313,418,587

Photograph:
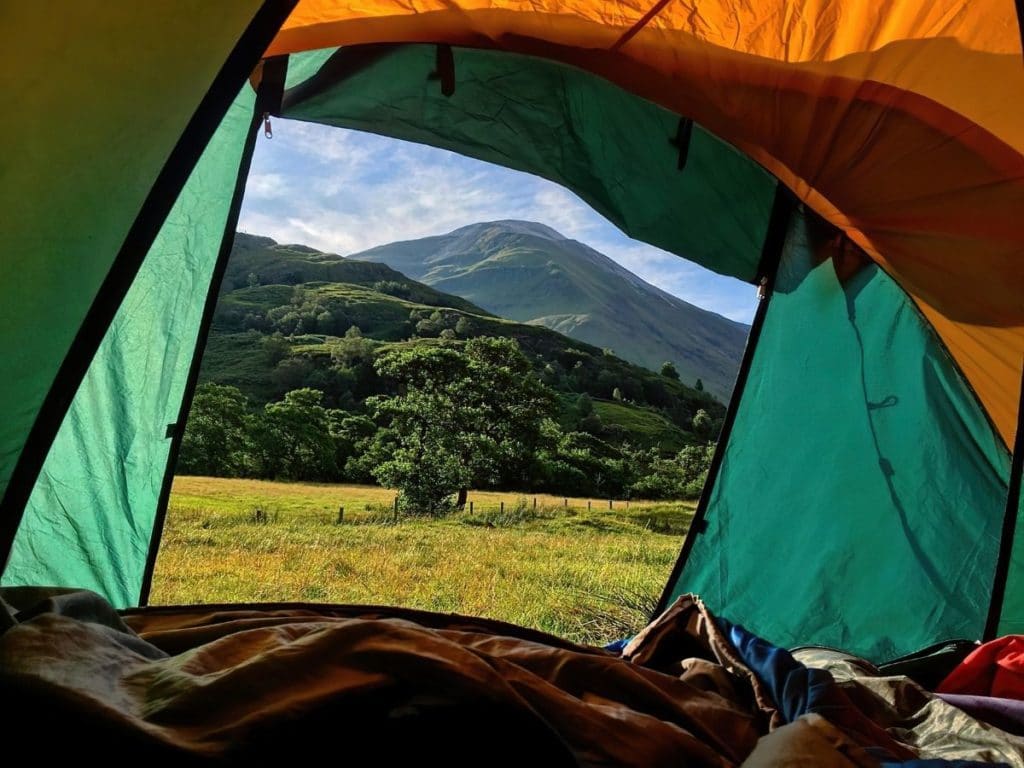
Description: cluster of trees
179,337,715,514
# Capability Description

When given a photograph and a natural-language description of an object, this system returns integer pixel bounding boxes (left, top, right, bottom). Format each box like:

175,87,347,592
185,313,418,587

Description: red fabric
938,636,1024,700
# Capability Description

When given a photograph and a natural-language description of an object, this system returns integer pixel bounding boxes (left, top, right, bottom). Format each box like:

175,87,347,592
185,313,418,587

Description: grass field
151,476,694,645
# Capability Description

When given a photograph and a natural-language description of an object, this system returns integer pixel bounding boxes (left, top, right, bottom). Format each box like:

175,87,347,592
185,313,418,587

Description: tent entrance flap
664,207,1011,662
1,85,260,608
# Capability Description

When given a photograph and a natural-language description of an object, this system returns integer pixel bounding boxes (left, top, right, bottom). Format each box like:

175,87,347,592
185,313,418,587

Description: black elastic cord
137,65,284,606
653,185,796,616
983,359,1024,639
429,44,455,97
670,117,694,171
0,0,297,576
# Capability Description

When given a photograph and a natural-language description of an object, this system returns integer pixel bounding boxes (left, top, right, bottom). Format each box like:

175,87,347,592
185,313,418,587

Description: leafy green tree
695,378,704,391
677,442,715,495
692,408,714,439
369,337,555,515
439,328,457,341
660,361,680,380
178,384,253,477
454,316,472,336
271,355,314,394
316,310,334,332
575,392,594,417
261,333,290,366
580,410,604,436
332,327,372,368
246,272,260,288
252,388,339,480
612,386,624,401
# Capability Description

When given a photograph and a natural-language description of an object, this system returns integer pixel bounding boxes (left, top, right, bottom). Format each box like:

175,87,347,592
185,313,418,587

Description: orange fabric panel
266,1,1024,444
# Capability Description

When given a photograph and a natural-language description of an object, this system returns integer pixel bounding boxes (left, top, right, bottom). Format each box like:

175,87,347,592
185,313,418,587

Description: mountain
349,221,748,399
200,233,725,454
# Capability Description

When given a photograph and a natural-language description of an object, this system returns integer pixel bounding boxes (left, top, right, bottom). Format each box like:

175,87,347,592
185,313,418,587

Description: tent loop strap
428,45,455,97
669,117,694,171
610,0,675,51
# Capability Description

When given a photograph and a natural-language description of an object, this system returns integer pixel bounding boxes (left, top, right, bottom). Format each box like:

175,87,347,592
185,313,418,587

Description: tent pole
653,185,796,617
138,57,289,605
983,357,1024,639
0,0,297,576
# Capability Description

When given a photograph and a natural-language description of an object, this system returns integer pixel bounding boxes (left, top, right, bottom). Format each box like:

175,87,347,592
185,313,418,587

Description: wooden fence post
469,501,474,513
336,506,344,524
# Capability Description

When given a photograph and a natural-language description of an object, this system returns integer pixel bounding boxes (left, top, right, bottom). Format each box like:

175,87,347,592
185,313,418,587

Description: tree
612,387,624,401
178,384,253,477
262,333,290,366
369,337,556,515
454,316,472,336
695,378,704,391
677,442,715,495
439,328,457,341
692,408,714,439
660,361,680,380
252,388,338,481
575,392,594,417
316,310,334,332
246,272,260,288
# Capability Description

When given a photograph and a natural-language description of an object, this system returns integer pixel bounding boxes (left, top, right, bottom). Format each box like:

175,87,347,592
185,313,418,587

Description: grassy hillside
351,220,749,399
198,234,723,452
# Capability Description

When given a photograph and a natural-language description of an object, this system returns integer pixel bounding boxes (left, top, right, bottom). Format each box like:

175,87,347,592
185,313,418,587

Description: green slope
198,233,724,453
350,221,749,399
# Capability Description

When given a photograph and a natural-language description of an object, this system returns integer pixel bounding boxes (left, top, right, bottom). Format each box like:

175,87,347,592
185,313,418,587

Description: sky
238,119,757,324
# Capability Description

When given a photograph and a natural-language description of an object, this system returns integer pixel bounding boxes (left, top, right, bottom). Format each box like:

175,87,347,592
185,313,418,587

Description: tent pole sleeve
653,185,796,617
138,58,288,606
983,357,1024,639
0,0,297,575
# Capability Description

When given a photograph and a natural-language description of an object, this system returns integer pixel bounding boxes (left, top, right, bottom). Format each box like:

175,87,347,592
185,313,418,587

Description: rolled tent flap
665,207,1011,662
1,87,258,607
279,44,777,283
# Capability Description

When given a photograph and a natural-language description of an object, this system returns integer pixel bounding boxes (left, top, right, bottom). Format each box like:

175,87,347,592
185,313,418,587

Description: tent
2,1,1023,664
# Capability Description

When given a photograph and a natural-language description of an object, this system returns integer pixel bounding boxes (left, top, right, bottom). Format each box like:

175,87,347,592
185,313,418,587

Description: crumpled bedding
940,636,1024,701
1,587,1022,766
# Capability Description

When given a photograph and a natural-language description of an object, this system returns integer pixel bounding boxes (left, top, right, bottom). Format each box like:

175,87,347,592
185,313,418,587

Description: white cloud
239,120,756,323
243,172,289,201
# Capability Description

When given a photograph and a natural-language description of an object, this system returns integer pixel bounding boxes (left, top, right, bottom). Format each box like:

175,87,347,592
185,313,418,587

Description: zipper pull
263,112,273,139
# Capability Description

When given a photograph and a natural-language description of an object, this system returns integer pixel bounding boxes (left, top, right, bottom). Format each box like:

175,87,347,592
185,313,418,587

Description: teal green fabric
1,88,255,607
282,45,775,284
284,47,337,89
0,3,263,504
667,210,1011,661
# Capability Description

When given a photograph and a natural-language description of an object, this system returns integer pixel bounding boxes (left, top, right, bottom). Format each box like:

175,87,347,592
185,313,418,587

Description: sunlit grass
151,476,694,645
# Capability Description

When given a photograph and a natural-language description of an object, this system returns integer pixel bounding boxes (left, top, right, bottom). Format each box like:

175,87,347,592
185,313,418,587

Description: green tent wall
2,34,1022,662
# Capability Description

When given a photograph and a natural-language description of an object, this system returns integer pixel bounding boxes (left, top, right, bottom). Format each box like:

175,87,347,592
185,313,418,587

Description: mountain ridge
349,220,748,398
